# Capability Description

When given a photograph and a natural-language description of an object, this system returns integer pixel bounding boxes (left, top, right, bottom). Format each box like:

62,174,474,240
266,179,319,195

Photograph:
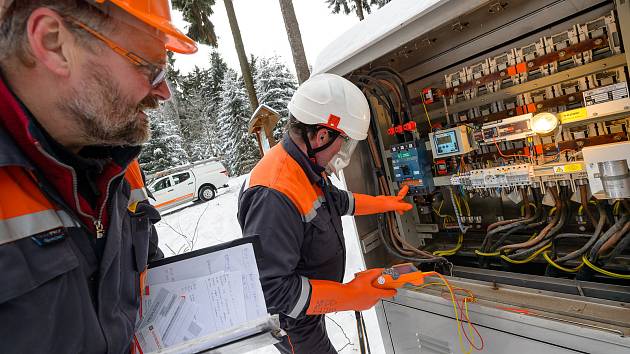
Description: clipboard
134,236,282,354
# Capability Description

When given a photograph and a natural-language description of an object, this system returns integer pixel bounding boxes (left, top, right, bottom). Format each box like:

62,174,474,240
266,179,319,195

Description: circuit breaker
391,140,433,195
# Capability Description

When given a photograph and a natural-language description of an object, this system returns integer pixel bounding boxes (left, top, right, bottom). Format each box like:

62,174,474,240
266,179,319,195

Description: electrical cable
554,204,607,264
493,137,532,162
365,127,445,263
581,255,630,280
415,272,485,353
508,189,569,260
500,243,551,264
488,189,544,252
597,220,630,256
450,186,470,234
579,184,597,228
433,234,464,257
587,214,629,262
499,187,561,252
543,252,584,273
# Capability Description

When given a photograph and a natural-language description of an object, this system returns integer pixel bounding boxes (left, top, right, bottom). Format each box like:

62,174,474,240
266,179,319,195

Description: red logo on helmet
327,114,341,128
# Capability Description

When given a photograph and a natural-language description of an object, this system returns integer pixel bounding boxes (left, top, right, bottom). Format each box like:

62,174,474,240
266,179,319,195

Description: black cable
487,187,543,252
509,187,570,260
588,214,629,261
367,67,412,113
377,216,446,264
601,231,630,263
352,76,399,125
554,204,607,264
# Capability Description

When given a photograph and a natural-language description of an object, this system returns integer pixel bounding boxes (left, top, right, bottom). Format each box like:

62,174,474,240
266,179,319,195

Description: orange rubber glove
306,268,397,315
354,185,413,216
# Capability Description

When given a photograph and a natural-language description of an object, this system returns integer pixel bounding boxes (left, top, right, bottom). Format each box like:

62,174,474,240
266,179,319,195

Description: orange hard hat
94,0,197,54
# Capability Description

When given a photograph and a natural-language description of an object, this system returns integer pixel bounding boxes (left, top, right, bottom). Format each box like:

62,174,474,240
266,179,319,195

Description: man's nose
152,80,171,101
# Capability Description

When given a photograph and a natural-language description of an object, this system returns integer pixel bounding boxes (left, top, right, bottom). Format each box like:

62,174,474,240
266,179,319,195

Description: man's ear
311,128,329,149
26,7,74,76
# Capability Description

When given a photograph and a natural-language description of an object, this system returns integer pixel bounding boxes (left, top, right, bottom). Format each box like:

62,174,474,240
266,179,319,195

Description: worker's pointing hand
376,185,413,215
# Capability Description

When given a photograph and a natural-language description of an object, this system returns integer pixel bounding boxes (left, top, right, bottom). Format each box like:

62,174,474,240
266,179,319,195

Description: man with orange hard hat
0,1,196,352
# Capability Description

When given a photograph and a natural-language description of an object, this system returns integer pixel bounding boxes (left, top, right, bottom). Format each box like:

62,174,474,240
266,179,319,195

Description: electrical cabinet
313,0,630,352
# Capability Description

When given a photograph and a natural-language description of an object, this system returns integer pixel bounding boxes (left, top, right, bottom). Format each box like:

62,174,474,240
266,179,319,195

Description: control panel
391,140,433,195
428,125,475,158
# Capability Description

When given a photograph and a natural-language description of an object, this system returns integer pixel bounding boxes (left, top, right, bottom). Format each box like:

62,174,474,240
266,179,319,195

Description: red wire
287,334,296,354
493,137,531,159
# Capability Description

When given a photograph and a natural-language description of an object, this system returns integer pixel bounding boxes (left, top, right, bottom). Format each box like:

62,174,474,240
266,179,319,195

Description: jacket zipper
35,142,126,239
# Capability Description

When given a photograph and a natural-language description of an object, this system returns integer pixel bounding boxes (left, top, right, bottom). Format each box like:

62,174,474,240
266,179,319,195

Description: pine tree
325,0,391,20
254,55,297,141
140,101,190,175
216,69,261,176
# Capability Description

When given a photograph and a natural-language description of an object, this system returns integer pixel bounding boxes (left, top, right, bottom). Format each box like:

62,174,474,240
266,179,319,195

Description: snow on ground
156,175,385,353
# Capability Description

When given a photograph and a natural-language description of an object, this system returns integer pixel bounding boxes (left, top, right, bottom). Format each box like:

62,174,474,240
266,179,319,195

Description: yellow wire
613,200,621,216
463,197,471,217
417,278,480,353
421,100,433,128
475,232,537,257
519,203,537,217
542,252,584,273
582,255,630,279
500,243,551,264
452,191,463,216
428,272,474,354
433,234,464,256
578,200,598,216
474,250,501,256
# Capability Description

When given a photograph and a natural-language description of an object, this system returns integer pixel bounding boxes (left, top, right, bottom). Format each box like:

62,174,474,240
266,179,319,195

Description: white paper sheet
134,242,269,353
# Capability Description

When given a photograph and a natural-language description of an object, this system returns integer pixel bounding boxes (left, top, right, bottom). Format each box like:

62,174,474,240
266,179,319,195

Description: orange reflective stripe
155,193,193,208
125,159,145,190
0,166,79,244
0,166,54,220
248,144,321,219
125,160,149,212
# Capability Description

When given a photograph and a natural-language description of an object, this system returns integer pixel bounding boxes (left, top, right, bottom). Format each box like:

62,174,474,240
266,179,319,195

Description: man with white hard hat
238,73,414,353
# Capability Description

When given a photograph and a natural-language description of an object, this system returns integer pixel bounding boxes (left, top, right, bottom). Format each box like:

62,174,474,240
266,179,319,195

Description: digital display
433,130,460,155
397,151,413,158
437,135,452,145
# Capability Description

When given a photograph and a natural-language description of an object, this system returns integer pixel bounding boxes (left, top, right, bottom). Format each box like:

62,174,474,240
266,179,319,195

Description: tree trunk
278,0,310,84
354,0,364,20
223,0,259,111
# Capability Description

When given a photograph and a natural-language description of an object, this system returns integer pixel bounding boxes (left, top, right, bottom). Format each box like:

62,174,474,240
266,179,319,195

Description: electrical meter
428,125,475,158
391,140,433,195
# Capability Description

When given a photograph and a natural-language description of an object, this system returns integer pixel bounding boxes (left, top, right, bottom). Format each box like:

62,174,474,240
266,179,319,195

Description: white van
147,159,229,212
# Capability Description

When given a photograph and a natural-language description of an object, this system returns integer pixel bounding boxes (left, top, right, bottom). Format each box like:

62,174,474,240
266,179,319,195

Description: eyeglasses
65,17,167,88
339,134,350,143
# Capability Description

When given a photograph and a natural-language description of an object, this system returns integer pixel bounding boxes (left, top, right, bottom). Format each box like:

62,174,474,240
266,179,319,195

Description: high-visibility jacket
238,136,355,354
0,77,161,353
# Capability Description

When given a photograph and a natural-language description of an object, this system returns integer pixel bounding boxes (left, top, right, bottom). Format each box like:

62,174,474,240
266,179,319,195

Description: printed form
134,243,268,353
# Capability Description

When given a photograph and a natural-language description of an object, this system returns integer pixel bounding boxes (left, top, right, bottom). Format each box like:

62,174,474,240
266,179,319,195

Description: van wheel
199,185,216,201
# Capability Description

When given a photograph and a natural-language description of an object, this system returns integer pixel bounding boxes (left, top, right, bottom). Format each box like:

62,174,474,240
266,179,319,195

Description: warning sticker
558,108,588,124
553,163,584,174
583,82,629,106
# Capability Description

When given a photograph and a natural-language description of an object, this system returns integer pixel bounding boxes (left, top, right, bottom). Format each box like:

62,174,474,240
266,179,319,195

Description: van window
172,172,191,185
153,178,171,192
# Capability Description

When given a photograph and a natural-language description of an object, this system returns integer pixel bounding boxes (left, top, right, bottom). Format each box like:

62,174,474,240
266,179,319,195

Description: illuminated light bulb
530,112,559,135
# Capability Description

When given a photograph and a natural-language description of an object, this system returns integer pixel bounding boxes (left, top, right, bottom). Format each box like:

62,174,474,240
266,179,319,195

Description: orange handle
372,272,427,289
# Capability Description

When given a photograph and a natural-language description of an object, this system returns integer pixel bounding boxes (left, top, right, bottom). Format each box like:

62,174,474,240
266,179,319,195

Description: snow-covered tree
140,101,189,175
326,0,391,20
216,69,261,175
254,55,297,140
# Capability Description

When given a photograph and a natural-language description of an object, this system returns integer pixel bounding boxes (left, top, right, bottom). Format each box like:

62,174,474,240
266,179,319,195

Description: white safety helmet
288,73,370,174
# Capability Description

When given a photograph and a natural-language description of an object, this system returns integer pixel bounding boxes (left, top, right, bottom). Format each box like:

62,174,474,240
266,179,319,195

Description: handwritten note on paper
145,243,267,323
136,241,270,353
